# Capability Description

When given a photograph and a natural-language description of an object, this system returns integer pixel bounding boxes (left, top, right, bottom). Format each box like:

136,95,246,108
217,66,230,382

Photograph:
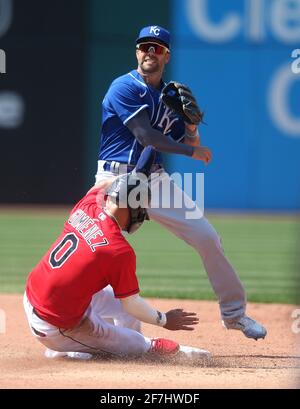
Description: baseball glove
160,81,204,125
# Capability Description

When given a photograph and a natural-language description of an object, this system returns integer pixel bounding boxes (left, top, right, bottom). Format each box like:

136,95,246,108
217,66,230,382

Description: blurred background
1,0,300,208
0,0,299,303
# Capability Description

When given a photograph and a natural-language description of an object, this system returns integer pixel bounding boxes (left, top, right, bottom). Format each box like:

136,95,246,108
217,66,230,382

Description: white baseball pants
23,288,151,357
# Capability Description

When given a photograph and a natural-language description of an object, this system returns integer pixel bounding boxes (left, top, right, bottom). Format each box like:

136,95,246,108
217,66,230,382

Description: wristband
156,311,167,327
185,128,199,140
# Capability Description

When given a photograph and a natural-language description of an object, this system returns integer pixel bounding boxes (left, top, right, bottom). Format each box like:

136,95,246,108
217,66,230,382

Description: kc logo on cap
136,25,171,49
149,26,160,36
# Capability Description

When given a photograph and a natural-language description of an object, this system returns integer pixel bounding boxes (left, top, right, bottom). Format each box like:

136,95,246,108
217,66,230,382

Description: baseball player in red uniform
24,147,210,360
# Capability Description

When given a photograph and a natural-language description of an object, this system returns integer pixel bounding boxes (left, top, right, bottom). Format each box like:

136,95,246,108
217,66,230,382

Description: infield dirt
0,295,299,389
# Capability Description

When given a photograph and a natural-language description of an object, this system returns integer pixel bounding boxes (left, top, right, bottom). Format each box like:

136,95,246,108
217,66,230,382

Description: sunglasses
136,42,169,55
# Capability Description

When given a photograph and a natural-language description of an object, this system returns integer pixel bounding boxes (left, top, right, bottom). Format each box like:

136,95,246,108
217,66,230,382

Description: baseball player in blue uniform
95,25,267,340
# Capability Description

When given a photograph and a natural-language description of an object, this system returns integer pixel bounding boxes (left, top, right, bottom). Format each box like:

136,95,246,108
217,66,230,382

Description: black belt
103,161,135,172
33,307,44,320
31,326,46,337
103,161,162,173
31,308,47,337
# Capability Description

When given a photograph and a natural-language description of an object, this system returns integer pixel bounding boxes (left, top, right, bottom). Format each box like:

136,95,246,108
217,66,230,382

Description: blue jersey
99,70,185,165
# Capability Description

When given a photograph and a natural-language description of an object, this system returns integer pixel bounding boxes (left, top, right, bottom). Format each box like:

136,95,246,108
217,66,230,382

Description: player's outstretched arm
120,294,199,331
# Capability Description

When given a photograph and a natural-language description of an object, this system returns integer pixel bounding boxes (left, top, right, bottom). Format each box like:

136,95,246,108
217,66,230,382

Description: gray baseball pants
96,165,246,321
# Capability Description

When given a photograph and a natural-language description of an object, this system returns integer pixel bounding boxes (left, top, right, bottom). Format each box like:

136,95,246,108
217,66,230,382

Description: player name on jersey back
68,209,109,252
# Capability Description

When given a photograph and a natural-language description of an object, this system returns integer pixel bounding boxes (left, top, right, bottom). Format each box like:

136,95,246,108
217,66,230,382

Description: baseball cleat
178,345,212,360
149,338,180,356
222,315,267,340
66,351,93,360
45,348,93,360
45,348,68,358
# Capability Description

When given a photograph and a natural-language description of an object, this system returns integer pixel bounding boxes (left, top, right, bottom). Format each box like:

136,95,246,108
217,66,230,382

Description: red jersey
26,187,139,329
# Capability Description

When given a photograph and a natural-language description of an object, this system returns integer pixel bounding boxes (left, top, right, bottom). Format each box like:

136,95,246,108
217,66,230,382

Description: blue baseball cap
136,25,170,49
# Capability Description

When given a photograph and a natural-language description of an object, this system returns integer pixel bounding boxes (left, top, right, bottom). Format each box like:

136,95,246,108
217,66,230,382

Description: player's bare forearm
183,124,201,147
120,295,199,330
183,135,200,147
183,124,212,164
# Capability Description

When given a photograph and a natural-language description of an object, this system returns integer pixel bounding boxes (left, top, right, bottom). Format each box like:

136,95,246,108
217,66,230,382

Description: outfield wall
0,0,85,203
167,0,300,210
1,0,299,210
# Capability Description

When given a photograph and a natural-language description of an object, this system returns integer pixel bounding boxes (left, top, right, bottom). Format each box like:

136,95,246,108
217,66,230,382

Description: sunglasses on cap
136,42,169,55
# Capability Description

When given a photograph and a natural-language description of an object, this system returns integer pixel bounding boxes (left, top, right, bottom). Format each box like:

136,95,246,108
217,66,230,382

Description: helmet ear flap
105,145,156,234
105,172,151,234
127,174,151,209
106,174,129,206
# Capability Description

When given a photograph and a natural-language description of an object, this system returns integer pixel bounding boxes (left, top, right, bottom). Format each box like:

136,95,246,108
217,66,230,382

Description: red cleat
149,338,180,356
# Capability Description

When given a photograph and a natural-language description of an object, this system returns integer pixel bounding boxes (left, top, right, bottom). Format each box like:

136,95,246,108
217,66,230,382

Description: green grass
0,208,299,303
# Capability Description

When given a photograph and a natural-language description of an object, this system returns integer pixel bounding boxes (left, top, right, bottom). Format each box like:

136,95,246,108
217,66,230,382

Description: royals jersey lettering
26,187,139,329
99,70,185,165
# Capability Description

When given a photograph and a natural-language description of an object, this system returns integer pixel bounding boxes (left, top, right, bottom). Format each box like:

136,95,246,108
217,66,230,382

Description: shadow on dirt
62,352,300,370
